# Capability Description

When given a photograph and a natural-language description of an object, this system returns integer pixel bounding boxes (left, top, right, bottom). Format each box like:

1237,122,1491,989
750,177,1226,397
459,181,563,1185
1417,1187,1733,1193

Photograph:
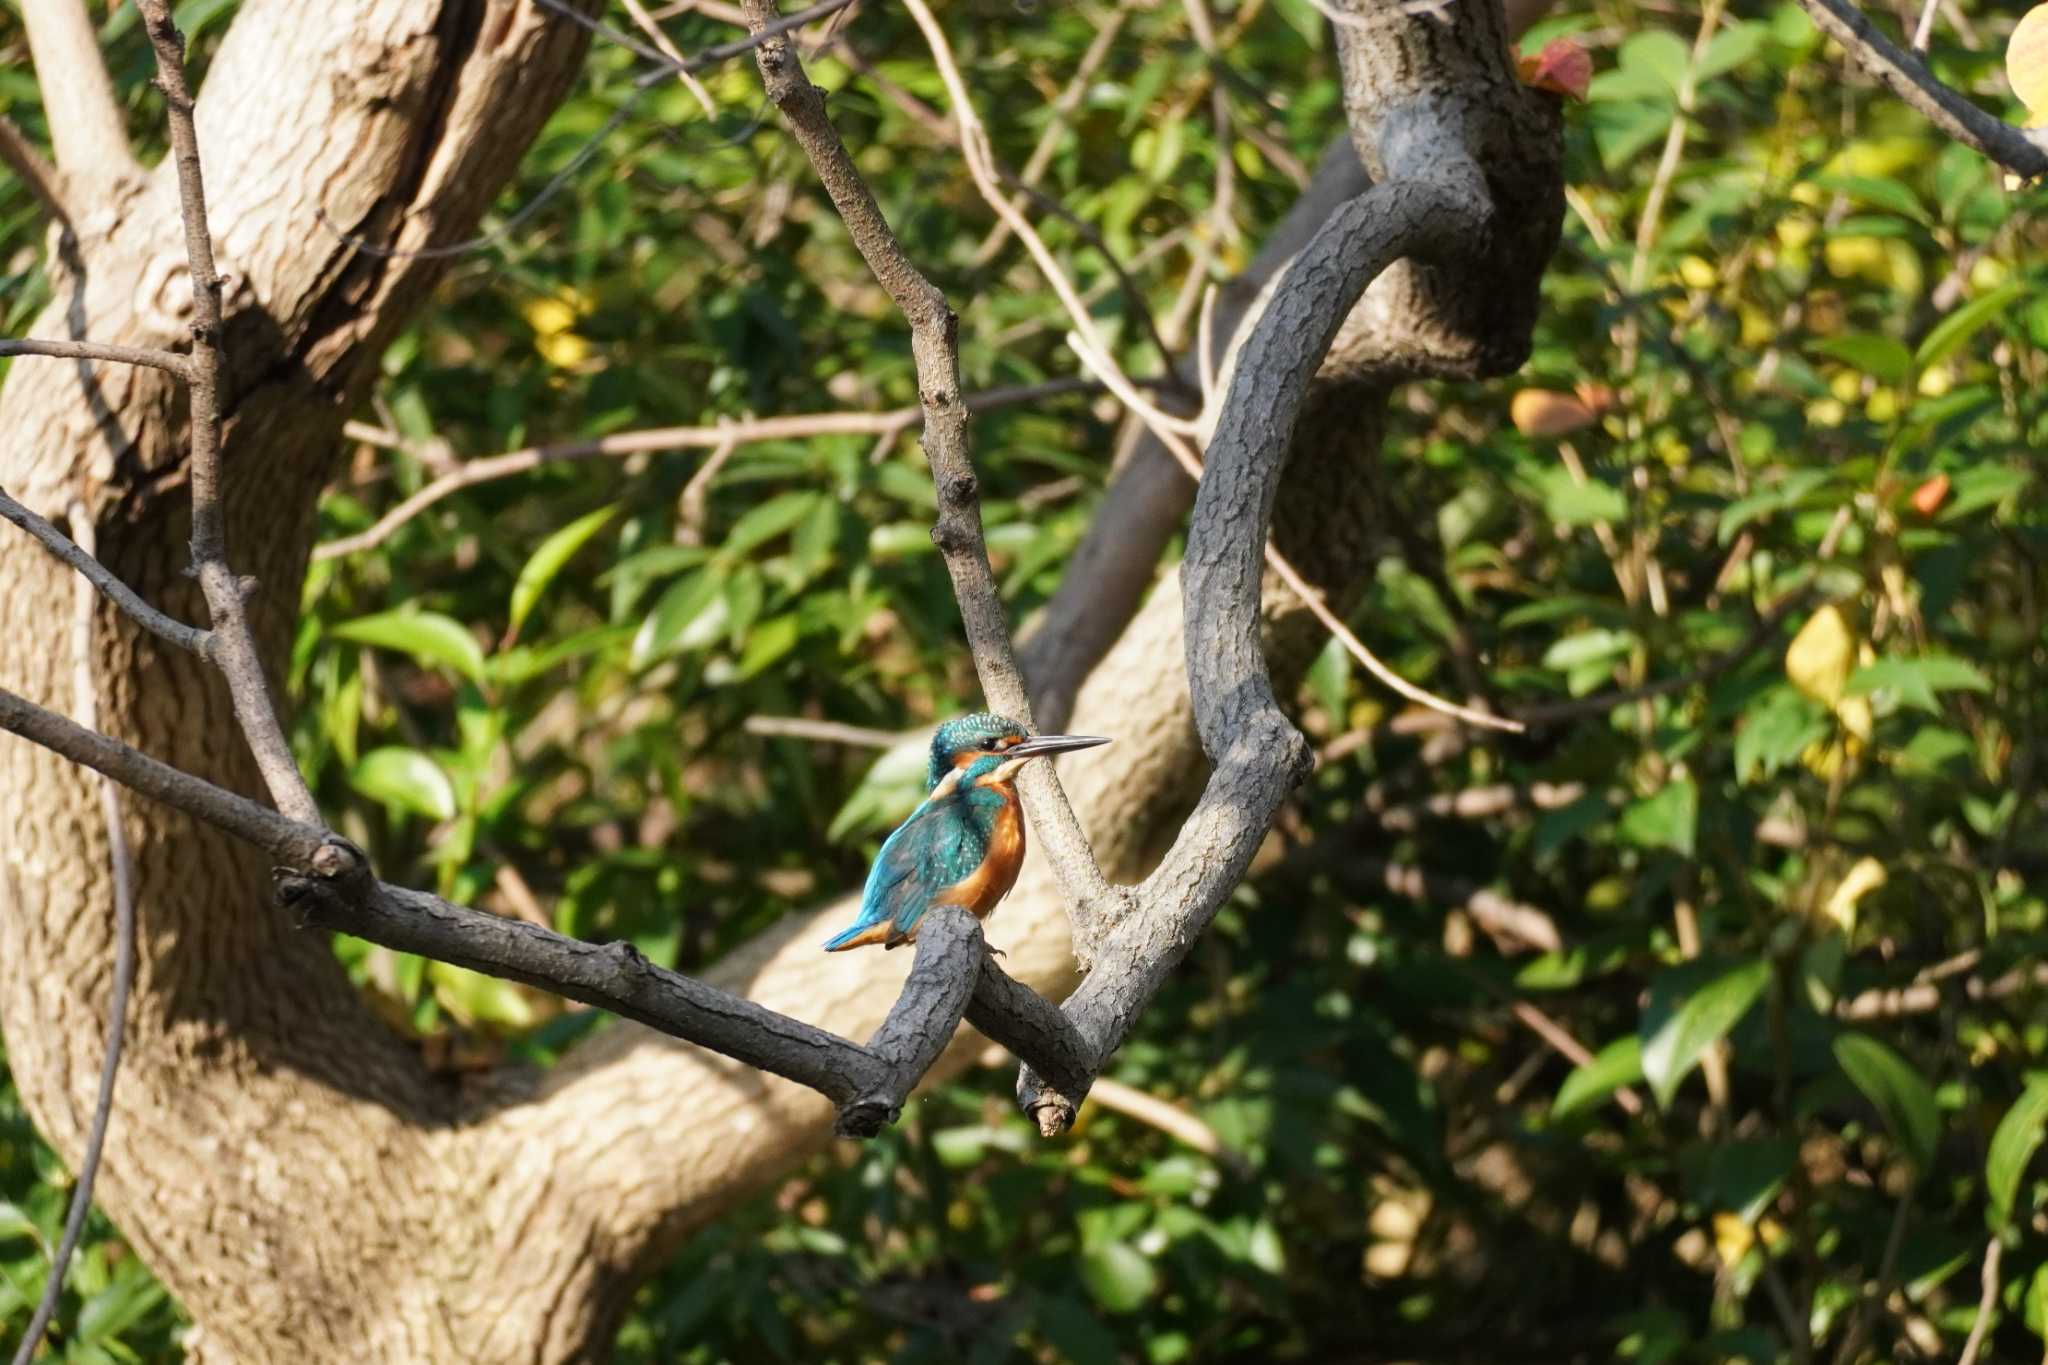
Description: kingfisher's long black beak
1008,732,1112,759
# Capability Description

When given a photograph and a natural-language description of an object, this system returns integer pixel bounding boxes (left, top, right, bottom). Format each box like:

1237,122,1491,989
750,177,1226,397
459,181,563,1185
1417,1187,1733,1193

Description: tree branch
136,0,320,826
0,337,192,377
18,0,138,190
1793,0,2048,178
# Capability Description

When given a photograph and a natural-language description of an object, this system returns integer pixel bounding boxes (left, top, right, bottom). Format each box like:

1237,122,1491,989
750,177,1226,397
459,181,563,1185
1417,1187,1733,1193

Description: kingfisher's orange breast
935,786,1025,917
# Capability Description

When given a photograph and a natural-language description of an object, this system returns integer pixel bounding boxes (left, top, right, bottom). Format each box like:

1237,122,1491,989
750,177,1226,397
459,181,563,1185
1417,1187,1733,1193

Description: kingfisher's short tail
823,920,891,951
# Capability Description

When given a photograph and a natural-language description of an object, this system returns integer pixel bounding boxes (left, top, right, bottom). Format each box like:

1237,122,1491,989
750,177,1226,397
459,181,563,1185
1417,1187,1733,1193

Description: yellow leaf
1713,1212,1754,1267
1787,605,1857,706
1821,857,1887,933
523,297,577,337
2008,6,2048,120
535,331,591,369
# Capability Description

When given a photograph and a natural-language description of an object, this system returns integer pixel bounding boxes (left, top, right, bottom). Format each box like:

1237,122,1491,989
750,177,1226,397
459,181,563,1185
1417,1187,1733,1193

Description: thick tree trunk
0,0,1552,1356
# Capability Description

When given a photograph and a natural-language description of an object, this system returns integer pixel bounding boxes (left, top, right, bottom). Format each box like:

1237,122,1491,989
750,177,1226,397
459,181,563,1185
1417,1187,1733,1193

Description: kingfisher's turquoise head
925,712,1110,790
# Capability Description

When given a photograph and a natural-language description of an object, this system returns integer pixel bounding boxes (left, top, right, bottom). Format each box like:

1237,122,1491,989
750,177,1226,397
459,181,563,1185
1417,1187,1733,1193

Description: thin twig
744,715,901,747
906,0,1521,738
8,512,138,1365
0,489,214,658
315,376,1123,560
0,116,67,221
1955,1236,2003,1365
0,338,192,377
1792,0,2048,178
137,0,320,825
1086,1077,1251,1174
1909,0,1941,52
1512,591,1808,726
966,6,1128,266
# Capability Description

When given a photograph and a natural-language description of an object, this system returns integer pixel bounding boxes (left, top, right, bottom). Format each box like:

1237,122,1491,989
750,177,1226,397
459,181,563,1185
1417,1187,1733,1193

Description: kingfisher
823,713,1110,952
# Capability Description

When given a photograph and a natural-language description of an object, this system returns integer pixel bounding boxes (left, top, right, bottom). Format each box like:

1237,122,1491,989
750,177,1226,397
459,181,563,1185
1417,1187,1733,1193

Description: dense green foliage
6,0,2048,1359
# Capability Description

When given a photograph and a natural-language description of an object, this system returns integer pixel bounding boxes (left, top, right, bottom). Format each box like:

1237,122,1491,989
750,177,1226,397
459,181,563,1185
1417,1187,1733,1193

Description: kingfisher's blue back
822,714,1108,952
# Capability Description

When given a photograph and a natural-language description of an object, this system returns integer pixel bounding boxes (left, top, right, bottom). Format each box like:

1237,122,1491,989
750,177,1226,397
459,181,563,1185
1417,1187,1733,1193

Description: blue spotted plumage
823,714,1109,952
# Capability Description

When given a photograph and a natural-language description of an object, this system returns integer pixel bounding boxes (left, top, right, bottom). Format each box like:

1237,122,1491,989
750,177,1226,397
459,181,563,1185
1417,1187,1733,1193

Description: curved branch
1794,0,2048,178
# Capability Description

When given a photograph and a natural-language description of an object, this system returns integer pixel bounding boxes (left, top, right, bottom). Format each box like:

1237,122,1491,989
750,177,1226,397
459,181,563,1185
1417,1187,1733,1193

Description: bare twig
9,512,138,1365
966,7,1128,266
0,116,67,221
1086,1077,1252,1173
1511,592,1808,726
1792,0,2048,178
316,377,1124,561
18,0,138,187
1955,1236,2002,1365
907,0,1522,738
0,337,192,377
744,715,901,747
136,0,320,826
1910,0,1941,52
0,489,214,658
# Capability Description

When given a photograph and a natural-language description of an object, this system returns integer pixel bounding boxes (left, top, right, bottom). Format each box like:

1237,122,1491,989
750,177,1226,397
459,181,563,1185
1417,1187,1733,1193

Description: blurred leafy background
5,0,2048,1359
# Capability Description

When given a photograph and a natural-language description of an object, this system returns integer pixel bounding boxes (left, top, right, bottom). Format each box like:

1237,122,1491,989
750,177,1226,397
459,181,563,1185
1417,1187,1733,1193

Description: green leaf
1539,470,1627,526
1553,1035,1644,1120
629,567,721,669
1986,1076,2048,1229
330,610,486,686
1619,30,1690,94
351,747,457,821
507,504,618,638
1915,282,2025,369
1941,464,2030,520
1844,654,1992,712
1682,1136,1797,1224
1735,686,1830,783
1811,333,1913,385
1717,468,1832,544
1812,174,1930,227
1641,958,1769,1107
1833,1033,1940,1177
1542,628,1636,671
722,491,820,558
0,1200,45,1252
733,614,801,681
1079,1240,1159,1313
1619,779,1697,856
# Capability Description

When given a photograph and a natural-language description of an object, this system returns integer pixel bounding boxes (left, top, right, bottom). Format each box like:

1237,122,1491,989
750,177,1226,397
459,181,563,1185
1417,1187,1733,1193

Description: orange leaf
2008,5,2048,122
1511,388,1598,437
1518,38,1592,102
1573,381,1618,417
1910,473,1950,517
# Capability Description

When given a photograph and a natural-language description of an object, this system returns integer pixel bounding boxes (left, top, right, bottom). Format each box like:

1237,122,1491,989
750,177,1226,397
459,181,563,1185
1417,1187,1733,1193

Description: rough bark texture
0,0,1555,1357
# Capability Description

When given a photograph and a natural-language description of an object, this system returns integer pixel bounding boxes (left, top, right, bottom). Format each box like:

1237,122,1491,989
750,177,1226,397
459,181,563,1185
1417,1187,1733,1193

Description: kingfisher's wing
828,787,980,946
